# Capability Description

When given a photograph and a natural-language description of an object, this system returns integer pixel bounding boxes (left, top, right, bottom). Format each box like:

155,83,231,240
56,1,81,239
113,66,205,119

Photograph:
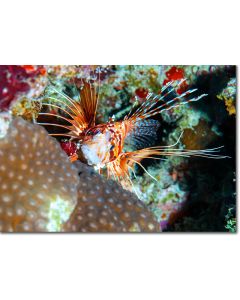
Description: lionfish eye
86,128,101,136
87,130,94,135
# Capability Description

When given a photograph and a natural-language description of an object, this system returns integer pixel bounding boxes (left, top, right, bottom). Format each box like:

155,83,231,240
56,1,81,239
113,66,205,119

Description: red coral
60,141,77,157
0,65,45,111
163,66,188,94
165,66,184,81
135,87,149,98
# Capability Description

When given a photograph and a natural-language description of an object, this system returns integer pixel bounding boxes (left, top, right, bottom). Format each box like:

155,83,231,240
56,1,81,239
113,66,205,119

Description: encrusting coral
0,117,79,232
217,78,236,116
64,161,161,232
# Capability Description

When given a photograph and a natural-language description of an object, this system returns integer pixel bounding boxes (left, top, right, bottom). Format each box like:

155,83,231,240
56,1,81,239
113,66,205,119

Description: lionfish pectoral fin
128,145,230,166
106,150,158,191
106,153,136,190
107,141,229,190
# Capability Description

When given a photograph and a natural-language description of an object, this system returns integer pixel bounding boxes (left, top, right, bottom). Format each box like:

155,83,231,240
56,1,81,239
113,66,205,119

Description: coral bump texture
0,117,79,232
64,161,161,232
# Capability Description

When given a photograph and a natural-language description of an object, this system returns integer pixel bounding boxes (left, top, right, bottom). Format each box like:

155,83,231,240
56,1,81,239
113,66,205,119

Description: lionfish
37,79,227,189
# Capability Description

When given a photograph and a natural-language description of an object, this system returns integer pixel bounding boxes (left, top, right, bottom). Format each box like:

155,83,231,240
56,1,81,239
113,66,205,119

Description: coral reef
225,207,236,233
134,158,188,231
217,78,236,116
64,161,160,232
0,117,79,232
0,65,236,232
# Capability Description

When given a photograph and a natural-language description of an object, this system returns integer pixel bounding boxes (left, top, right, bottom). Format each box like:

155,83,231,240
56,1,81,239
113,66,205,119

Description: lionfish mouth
76,146,91,165
76,143,103,166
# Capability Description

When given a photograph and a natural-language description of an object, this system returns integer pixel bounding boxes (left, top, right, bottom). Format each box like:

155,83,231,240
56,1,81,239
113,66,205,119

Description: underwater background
0,65,236,232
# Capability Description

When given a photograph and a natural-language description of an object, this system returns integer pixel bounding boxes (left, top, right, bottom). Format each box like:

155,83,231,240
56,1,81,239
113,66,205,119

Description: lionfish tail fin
125,79,208,121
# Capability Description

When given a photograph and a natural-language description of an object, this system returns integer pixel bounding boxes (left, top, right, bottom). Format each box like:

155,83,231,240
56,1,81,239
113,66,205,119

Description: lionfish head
77,125,112,166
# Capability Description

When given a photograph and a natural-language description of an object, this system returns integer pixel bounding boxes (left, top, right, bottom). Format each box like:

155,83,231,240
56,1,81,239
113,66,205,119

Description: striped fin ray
129,145,230,161
38,80,99,137
77,79,99,127
126,79,208,121
107,137,229,189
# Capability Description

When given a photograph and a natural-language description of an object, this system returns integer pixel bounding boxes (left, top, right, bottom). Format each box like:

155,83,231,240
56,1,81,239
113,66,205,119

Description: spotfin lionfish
37,78,228,190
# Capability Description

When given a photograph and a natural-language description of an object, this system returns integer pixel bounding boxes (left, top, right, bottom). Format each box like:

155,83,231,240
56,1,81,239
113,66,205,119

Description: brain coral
64,162,161,233
0,117,79,232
